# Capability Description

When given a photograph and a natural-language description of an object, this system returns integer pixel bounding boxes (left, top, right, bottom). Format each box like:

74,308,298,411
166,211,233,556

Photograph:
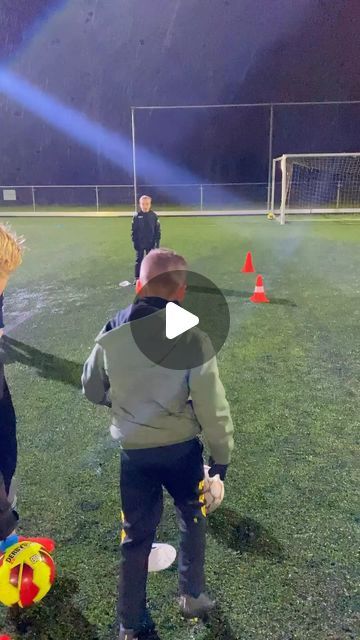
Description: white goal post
271,153,360,224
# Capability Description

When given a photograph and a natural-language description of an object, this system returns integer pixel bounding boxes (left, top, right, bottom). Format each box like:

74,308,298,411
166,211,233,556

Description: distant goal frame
271,152,360,224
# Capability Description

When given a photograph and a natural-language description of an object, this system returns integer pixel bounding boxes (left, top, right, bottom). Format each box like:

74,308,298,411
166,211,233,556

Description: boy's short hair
140,248,187,295
0,224,24,278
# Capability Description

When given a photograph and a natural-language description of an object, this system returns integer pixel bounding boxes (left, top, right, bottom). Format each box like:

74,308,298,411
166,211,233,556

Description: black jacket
0,329,18,539
0,369,18,541
104,296,172,332
131,210,161,250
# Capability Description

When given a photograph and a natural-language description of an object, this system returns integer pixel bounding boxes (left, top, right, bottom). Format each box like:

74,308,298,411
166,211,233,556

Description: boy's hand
0,533,19,553
208,457,228,481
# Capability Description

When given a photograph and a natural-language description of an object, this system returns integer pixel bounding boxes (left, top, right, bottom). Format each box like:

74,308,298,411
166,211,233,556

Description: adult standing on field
131,195,161,283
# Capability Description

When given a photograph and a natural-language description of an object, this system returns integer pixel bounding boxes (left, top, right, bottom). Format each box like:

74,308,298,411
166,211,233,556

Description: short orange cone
241,251,255,273
250,275,270,303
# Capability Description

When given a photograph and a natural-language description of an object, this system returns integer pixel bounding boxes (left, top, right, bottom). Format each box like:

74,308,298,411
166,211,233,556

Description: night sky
0,0,359,187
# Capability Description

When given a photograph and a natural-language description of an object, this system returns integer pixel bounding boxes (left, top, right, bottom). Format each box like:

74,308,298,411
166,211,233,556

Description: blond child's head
136,248,187,301
0,224,24,294
139,195,152,213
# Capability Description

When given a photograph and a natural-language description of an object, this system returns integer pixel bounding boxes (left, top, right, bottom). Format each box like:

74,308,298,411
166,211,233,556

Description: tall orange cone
241,251,255,273
250,275,270,303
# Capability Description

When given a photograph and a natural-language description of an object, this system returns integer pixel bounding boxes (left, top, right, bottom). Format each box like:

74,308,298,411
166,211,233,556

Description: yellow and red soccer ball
0,540,56,608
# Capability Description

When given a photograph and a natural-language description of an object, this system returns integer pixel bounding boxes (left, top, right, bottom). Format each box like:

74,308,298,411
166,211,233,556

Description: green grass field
0,216,359,640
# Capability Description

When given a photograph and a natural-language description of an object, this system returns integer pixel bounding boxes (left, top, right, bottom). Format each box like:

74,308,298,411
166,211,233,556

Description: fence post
200,184,204,212
31,186,36,213
95,186,99,213
131,108,138,212
267,104,274,212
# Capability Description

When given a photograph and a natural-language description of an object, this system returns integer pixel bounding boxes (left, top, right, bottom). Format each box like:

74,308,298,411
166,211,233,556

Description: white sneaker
148,543,177,572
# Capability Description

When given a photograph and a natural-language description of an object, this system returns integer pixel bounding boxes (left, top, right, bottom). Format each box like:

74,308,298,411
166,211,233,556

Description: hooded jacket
82,298,234,465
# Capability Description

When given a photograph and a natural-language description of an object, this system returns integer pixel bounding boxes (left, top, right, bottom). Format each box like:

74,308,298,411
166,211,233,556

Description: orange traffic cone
241,251,255,273
250,275,270,303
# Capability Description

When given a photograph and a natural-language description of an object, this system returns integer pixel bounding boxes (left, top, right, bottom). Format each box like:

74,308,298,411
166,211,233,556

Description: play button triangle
166,302,199,339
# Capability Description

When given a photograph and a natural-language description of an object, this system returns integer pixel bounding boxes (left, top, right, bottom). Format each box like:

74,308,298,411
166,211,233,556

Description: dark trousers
134,247,153,279
118,438,206,630
0,380,17,495
0,294,4,329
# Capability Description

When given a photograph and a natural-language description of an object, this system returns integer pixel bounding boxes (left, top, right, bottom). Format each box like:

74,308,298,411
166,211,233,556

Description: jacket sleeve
0,472,18,540
154,215,161,248
82,343,111,407
131,216,138,248
189,355,234,465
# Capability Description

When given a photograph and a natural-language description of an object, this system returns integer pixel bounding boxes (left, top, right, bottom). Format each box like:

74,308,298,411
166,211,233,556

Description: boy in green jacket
82,249,234,640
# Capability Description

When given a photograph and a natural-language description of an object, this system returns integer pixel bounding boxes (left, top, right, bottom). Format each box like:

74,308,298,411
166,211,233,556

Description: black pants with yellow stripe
119,438,206,630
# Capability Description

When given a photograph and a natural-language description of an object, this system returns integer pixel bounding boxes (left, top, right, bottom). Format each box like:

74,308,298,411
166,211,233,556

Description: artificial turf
0,216,359,640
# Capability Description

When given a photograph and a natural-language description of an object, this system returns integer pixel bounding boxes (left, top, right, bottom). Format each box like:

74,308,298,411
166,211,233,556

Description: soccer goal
271,153,360,224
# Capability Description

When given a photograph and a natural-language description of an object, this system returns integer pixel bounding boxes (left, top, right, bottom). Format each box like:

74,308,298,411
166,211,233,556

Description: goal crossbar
274,152,360,160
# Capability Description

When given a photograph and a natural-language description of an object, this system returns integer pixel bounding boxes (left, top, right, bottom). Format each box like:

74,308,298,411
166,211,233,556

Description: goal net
271,153,360,223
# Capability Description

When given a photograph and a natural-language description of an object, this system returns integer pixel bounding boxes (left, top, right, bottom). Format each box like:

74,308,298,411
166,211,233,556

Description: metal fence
0,182,270,214
2,100,360,216
131,100,360,212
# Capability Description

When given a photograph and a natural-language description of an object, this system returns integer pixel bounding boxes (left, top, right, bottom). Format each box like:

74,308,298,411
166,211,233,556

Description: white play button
166,302,199,339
